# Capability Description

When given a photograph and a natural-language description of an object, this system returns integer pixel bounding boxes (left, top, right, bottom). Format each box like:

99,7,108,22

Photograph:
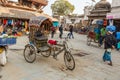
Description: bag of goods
117,42,120,49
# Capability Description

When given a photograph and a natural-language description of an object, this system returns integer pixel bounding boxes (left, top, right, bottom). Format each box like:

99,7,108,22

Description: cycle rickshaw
87,20,103,46
23,16,75,70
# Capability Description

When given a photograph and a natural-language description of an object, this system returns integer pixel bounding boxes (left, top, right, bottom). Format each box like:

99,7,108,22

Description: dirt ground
1,32,120,80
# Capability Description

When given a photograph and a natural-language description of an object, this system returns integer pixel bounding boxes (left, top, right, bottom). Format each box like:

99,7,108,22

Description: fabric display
3,19,7,25
22,22,25,26
8,19,13,25
25,21,28,31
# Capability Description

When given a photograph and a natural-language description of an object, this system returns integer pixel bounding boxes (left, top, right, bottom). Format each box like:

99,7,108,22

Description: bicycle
48,38,75,70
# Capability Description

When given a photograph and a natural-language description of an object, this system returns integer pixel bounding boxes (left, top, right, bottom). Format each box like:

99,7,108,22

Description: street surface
1,31,120,80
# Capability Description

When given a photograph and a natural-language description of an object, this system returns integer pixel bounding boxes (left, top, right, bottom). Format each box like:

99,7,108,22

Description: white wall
112,0,120,7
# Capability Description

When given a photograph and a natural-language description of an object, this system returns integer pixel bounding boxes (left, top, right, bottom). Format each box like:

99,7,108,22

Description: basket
0,38,17,45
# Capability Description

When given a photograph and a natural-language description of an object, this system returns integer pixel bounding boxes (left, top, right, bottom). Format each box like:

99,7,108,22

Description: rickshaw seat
48,40,57,45
35,36,48,41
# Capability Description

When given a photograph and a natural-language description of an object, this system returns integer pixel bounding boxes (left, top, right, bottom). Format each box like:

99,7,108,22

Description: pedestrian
59,25,63,39
103,30,116,66
69,25,74,39
99,26,106,47
51,26,55,38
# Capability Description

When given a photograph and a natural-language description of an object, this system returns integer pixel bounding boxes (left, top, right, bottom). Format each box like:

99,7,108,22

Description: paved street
1,32,120,80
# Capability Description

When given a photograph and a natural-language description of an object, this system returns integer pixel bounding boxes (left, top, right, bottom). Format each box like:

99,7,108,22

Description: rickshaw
87,19,103,46
87,24,97,46
87,31,96,46
23,16,75,70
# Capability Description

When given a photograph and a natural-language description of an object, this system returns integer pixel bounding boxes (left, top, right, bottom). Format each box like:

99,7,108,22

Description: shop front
107,13,120,31
0,6,39,36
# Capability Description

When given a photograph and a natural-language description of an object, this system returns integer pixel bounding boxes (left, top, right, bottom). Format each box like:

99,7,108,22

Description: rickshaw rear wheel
23,44,36,63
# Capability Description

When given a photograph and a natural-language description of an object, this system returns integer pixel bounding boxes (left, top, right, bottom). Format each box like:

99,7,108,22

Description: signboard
107,13,120,19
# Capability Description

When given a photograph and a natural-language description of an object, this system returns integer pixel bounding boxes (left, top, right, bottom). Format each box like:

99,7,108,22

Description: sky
43,0,112,16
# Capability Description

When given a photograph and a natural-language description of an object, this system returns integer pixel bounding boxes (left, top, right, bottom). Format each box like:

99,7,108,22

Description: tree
51,0,74,16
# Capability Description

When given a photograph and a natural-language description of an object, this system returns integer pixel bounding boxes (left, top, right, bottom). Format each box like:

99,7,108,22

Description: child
103,31,116,66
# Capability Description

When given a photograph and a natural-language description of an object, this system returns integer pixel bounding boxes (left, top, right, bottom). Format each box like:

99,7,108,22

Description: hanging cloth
8,19,12,25
0,25,3,33
22,22,25,26
3,19,7,25
25,21,28,31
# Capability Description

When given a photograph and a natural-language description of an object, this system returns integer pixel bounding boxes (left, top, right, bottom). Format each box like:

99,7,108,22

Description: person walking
59,25,63,39
99,26,106,47
103,30,116,66
51,26,55,38
69,25,74,39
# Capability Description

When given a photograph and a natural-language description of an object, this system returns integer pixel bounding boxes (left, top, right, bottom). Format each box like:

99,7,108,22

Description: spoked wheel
23,44,36,63
64,51,75,70
40,45,51,57
87,37,91,46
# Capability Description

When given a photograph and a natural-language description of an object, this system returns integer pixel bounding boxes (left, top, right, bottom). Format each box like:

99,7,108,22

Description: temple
88,0,111,19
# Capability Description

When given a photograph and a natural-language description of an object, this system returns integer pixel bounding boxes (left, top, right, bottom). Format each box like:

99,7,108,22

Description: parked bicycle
48,38,75,70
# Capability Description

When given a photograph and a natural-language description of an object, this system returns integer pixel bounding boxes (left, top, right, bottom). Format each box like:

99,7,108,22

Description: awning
53,22,59,27
0,6,41,19
40,13,59,22
29,16,51,26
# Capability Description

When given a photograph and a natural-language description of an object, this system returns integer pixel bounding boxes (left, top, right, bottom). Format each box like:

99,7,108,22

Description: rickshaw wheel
64,51,75,70
40,45,51,57
23,44,36,63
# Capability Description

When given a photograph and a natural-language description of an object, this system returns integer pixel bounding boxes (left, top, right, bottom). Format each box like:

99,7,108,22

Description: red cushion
48,40,57,45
